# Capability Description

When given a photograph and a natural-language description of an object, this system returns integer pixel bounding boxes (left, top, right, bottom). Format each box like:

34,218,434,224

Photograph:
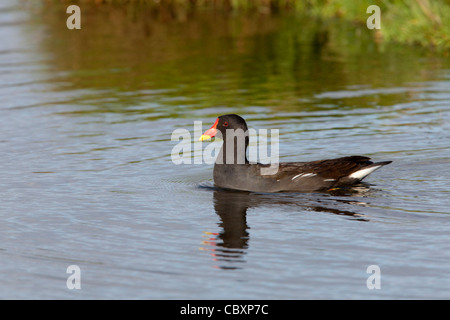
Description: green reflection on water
33,3,447,118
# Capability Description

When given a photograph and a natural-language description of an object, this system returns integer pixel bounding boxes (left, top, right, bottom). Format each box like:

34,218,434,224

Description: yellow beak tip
199,134,211,141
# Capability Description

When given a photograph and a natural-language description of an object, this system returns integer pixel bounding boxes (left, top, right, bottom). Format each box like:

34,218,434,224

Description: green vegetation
34,0,448,116
62,0,450,51
295,0,450,52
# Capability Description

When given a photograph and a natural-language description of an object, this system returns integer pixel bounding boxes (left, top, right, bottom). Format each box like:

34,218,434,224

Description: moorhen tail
200,114,392,193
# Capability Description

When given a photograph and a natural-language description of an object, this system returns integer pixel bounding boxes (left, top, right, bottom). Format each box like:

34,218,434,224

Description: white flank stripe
349,166,381,180
292,173,316,180
302,173,316,177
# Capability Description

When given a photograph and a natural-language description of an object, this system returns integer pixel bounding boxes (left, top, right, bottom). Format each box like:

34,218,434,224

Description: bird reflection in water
201,189,250,270
200,184,375,270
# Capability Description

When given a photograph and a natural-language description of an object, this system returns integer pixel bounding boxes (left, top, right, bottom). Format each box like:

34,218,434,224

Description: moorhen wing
200,114,391,193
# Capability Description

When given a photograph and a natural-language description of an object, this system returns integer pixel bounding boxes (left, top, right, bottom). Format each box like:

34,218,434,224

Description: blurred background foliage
24,0,449,116
36,0,450,51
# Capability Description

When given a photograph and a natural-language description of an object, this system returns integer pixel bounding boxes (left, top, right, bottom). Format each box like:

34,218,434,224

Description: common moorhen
200,114,391,192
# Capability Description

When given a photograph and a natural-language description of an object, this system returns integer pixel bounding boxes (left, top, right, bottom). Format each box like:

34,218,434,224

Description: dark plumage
200,114,391,192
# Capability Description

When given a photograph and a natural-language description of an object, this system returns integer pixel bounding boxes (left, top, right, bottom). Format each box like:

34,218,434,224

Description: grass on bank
53,0,450,51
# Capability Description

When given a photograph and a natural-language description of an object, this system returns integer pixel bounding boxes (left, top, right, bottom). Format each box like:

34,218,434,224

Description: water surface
0,1,449,299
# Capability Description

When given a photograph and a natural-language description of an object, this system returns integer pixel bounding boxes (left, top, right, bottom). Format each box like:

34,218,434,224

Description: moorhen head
200,114,250,165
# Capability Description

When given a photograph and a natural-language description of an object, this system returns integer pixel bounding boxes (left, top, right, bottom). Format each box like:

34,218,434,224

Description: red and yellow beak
199,118,219,141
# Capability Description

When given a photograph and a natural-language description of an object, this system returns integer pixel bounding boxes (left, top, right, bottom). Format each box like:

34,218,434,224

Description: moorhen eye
223,121,229,127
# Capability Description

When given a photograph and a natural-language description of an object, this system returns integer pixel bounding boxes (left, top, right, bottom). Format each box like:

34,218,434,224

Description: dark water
1,1,449,299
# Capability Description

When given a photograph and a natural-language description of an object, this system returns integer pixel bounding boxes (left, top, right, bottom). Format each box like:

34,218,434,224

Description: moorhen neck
200,114,392,193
